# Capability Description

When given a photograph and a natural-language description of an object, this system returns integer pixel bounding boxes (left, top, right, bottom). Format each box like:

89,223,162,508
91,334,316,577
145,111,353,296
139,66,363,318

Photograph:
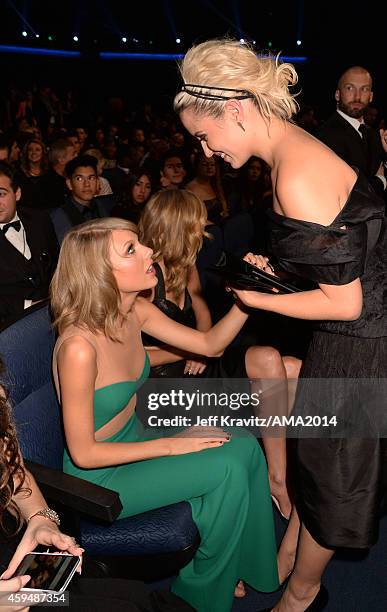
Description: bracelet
28,507,61,527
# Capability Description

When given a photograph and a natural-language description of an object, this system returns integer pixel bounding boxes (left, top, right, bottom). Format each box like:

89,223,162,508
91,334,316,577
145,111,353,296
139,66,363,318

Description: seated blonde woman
50,217,281,612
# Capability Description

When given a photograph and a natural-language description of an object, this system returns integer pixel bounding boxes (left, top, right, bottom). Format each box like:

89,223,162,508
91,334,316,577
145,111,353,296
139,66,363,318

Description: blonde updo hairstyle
138,189,209,300
174,38,298,123
50,217,137,341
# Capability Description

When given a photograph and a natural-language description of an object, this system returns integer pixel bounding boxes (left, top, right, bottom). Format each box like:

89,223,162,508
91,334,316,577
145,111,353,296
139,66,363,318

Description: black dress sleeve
268,172,385,286
269,221,368,285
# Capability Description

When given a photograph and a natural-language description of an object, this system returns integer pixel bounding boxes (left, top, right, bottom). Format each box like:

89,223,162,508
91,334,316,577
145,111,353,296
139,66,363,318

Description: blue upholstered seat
0,304,198,565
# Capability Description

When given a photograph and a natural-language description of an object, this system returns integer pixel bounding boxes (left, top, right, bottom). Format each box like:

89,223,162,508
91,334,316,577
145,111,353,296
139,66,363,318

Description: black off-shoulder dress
268,172,387,549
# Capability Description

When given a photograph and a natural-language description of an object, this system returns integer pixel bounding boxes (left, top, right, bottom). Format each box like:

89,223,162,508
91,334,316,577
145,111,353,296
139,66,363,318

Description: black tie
358,124,369,148
2,220,21,234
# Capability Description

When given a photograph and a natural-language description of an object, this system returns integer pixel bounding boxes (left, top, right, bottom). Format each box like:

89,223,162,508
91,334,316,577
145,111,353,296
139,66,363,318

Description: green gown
62,352,279,611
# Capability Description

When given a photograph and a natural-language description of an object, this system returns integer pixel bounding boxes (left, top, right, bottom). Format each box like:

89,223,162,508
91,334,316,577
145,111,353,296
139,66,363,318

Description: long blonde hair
138,189,208,300
50,218,137,340
174,38,298,122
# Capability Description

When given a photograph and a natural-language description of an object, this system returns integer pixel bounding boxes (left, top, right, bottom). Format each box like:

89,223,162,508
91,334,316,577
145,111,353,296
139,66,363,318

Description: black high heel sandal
257,583,328,612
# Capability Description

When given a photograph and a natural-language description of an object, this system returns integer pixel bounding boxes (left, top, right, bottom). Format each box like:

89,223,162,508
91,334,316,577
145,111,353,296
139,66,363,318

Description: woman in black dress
138,188,301,530
174,38,387,611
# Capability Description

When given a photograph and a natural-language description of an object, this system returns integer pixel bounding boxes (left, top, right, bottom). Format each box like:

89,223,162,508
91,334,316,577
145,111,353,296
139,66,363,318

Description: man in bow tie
316,66,387,202
0,161,59,327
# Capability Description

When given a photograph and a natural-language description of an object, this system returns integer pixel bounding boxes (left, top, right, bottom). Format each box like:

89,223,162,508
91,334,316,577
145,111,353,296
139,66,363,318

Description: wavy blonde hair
174,38,298,122
50,218,137,341
138,189,208,300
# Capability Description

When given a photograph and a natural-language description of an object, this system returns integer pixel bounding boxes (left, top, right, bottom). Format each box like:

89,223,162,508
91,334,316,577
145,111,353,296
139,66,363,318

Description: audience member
50,154,114,244
0,161,58,326
17,139,49,208
75,126,88,151
67,130,82,155
84,147,113,195
39,138,76,209
111,168,154,223
159,150,187,190
317,66,387,197
49,217,280,612
139,189,301,520
185,150,228,223
103,145,133,200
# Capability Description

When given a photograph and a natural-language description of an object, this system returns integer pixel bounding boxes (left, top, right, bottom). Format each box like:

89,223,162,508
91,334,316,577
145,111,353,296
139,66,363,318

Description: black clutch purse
210,251,302,294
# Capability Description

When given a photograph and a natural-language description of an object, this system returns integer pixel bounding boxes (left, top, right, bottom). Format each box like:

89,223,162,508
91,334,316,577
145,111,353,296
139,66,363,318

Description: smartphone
13,552,81,593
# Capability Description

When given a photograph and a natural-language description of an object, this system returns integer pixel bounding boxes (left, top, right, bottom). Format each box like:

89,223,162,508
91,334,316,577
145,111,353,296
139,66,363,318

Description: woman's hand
0,574,31,612
228,288,265,309
1,517,84,581
380,128,387,153
243,252,275,275
166,426,231,455
184,358,207,375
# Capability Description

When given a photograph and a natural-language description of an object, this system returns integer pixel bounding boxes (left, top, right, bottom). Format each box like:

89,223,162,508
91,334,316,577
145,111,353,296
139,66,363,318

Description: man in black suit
50,155,115,244
317,66,387,198
0,161,59,327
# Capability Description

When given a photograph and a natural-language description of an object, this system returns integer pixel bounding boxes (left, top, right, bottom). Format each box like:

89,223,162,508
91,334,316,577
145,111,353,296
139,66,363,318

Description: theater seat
0,303,199,580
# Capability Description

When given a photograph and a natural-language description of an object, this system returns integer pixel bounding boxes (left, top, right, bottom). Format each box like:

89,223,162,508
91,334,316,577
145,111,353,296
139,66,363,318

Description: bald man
317,66,387,198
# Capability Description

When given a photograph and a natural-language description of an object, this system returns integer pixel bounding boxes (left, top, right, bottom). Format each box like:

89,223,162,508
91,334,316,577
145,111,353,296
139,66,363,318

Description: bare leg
245,346,292,519
273,523,334,612
277,506,300,583
234,580,246,598
282,356,302,415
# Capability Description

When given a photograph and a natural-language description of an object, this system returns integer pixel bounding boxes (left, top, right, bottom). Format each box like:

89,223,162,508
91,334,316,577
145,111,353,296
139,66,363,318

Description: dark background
0,0,385,121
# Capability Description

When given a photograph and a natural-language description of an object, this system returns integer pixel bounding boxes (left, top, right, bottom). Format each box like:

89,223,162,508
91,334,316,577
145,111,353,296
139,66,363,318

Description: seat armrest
26,460,122,523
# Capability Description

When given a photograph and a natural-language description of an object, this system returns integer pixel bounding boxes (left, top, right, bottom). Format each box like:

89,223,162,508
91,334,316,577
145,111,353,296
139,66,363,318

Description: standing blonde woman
174,38,387,612
50,217,279,612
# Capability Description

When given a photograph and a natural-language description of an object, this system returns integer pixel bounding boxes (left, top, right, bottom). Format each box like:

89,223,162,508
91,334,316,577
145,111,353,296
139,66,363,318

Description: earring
237,121,246,132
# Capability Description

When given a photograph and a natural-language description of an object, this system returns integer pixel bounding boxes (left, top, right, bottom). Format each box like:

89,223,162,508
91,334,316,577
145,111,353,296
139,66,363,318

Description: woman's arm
236,165,363,320
146,345,186,367
1,468,83,581
187,265,212,331
136,297,249,358
233,280,362,321
58,338,230,469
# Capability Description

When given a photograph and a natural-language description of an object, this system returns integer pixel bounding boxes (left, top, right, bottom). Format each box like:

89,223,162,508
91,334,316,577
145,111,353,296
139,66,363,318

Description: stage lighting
122,37,127,43
35,34,40,38
73,35,79,42
240,38,245,43
176,38,181,44
22,31,27,37
48,35,53,41
297,39,302,46
268,41,273,48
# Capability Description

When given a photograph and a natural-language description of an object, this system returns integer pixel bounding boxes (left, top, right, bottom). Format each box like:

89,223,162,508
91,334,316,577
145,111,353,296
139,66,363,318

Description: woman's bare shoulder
275,137,357,225
57,334,97,365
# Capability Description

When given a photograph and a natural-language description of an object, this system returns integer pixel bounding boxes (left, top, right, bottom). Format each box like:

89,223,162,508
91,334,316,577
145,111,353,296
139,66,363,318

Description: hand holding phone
13,552,81,594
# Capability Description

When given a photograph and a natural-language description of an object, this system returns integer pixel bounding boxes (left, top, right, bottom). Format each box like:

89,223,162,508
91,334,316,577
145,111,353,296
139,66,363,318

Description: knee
246,345,284,379
228,432,264,470
283,356,302,379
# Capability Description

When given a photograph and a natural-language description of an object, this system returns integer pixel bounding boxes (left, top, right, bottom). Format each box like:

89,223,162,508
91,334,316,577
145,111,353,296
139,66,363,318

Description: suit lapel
334,112,368,169
17,208,41,259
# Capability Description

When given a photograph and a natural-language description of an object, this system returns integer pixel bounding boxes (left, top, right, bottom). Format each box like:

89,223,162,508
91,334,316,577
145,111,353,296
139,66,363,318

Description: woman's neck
29,162,41,175
196,175,210,185
119,293,137,315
